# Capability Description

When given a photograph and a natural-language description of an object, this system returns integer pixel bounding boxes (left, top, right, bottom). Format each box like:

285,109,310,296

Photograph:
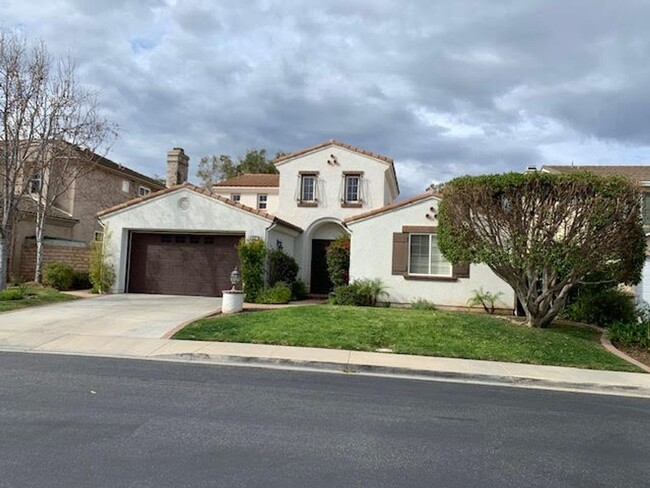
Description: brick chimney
166,147,189,188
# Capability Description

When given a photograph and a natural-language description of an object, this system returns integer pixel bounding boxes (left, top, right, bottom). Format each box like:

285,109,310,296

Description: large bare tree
0,31,116,287
438,171,646,328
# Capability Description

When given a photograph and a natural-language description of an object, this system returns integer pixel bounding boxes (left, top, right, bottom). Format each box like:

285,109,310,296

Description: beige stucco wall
347,196,515,308
275,146,397,230
100,188,296,293
212,187,279,214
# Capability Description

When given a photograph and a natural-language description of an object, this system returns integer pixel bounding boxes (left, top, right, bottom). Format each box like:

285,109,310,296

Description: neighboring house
98,140,514,309
542,165,650,304
12,144,166,280
212,173,280,212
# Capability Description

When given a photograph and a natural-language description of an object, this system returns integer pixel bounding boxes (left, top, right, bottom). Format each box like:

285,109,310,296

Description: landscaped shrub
467,288,504,314
0,287,26,301
609,321,650,348
43,262,74,291
237,238,267,302
89,240,116,294
71,271,92,290
411,298,437,310
267,249,299,287
256,282,292,304
330,278,387,307
291,280,307,300
326,234,350,287
563,286,636,327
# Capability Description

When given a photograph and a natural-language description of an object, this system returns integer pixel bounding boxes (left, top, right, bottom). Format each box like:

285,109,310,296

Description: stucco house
542,165,650,304
98,140,514,309
13,143,165,280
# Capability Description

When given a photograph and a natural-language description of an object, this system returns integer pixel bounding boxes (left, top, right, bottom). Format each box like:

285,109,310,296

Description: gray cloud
2,0,650,197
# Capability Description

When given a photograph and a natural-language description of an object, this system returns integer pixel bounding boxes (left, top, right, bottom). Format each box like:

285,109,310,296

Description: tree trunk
0,235,8,291
34,212,46,284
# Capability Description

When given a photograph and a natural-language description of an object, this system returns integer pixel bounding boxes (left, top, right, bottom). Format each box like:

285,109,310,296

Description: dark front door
127,233,242,297
310,239,333,294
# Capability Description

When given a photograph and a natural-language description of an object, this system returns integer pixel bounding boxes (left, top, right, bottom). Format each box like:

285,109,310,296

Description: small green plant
330,278,387,307
0,287,26,301
291,280,307,300
8,274,25,286
256,282,292,304
237,238,267,302
326,234,350,287
411,298,437,310
267,249,299,287
563,286,636,327
43,262,74,291
89,236,116,294
467,288,504,314
609,321,650,348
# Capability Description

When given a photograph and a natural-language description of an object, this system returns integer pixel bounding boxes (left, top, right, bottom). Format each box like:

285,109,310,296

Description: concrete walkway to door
0,294,221,339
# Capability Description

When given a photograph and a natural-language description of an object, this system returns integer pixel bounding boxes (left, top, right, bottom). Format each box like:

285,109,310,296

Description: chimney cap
171,147,184,152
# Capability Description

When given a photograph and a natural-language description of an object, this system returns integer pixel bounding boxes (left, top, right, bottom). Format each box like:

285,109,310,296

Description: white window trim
344,174,361,203
407,233,453,277
257,193,268,210
138,186,151,197
300,174,317,202
231,193,241,202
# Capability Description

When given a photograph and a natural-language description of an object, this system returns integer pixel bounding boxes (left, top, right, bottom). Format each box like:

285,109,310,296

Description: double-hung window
342,172,362,206
257,194,268,210
299,172,318,206
29,172,42,194
139,186,151,197
231,194,241,202
408,234,452,276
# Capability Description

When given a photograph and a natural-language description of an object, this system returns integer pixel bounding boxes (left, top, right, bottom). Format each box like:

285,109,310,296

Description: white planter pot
222,290,244,314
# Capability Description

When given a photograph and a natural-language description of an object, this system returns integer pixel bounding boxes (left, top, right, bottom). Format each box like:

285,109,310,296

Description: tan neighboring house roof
344,190,440,224
17,196,78,223
97,182,302,232
273,139,400,195
58,141,166,190
542,165,650,183
213,173,280,188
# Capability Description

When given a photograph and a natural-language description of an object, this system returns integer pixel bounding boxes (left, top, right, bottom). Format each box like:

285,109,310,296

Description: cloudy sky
3,0,650,197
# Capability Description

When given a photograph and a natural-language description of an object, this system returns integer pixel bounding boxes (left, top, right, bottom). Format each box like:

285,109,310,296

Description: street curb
150,352,650,398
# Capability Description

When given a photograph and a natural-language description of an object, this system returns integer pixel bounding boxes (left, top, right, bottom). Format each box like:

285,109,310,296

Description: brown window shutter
392,233,408,275
452,263,470,279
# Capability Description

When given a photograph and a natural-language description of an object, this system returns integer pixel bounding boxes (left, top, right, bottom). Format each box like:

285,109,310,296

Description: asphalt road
0,352,648,487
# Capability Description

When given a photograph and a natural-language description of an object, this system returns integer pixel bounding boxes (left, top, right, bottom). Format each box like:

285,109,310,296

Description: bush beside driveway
174,305,642,372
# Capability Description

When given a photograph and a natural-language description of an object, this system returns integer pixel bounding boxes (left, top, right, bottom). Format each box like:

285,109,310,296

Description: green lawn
174,305,642,372
0,286,76,312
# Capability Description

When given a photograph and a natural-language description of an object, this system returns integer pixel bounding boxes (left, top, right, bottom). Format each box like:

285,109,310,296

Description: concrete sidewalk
0,328,649,398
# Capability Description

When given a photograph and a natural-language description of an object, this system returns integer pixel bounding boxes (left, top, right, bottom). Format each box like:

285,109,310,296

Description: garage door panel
127,233,242,297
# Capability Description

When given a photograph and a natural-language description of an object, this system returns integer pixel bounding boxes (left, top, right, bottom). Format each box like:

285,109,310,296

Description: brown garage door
127,233,242,297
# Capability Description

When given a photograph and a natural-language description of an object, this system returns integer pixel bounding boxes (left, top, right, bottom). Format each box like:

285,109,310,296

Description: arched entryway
302,218,348,294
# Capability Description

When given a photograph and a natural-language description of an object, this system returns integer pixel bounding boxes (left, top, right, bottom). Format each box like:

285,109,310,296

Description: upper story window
644,192,650,225
29,172,42,194
257,194,267,210
342,172,363,207
408,234,452,277
231,194,241,202
139,186,151,197
298,172,318,207
121,180,130,193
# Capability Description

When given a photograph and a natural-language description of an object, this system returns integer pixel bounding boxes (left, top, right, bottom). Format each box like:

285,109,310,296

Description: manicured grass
0,286,76,312
174,305,642,372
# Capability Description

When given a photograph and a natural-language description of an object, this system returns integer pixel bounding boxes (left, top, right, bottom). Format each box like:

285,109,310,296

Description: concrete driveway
0,294,221,339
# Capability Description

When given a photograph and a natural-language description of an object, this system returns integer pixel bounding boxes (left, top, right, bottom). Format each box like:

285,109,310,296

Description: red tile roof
97,183,302,232
213,173,280,188
273,139,400,194
344,190,440,224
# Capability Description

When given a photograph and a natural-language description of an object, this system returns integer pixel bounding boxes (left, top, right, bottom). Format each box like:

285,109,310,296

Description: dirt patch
614,343,650,369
